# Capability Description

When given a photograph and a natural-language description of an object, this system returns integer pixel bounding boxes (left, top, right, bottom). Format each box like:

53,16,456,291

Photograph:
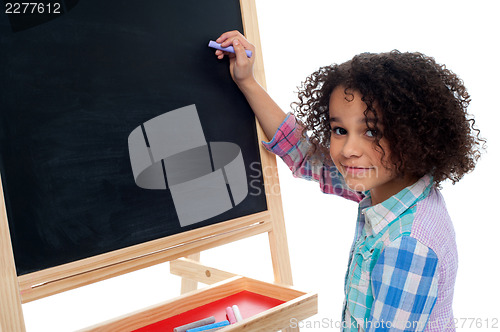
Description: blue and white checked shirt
262,113,458,331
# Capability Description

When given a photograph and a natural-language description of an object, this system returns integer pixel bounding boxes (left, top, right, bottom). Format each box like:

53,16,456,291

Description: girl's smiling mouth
343,166,375,175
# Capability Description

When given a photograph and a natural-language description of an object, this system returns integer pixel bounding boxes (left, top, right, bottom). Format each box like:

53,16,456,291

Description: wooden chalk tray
80,276,318,332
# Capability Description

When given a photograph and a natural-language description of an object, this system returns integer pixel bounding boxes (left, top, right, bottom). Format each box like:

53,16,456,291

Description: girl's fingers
216,30,242,44
215,49,234,60
233,39,249,65
214,31,255,63
217,53,234,60
215,49,223,59
221,36,254,51
216,31,254,52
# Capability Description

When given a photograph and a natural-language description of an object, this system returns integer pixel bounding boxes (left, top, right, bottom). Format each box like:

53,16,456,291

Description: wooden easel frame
0,1,293,330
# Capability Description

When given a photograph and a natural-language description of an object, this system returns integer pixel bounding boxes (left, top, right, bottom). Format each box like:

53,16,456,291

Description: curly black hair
293,50,485,186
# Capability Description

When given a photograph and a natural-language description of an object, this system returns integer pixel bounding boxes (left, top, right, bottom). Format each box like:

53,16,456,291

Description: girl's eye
332,127,347,135
365,129,377,138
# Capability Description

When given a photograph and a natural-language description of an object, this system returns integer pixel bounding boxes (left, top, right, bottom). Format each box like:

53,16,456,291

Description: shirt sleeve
261,112,363,202
368,236,439,332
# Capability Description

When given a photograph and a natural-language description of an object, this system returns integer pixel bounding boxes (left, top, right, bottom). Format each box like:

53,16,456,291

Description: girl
214,31,484,331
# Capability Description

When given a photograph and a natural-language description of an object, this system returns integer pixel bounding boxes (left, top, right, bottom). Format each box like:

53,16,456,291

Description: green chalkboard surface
0,0,267,276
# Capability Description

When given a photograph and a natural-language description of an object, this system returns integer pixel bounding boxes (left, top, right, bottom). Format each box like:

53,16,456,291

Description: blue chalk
186,320,230,332
208,40,252,57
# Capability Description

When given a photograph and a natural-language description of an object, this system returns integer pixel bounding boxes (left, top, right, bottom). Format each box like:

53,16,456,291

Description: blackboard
0,0,267,276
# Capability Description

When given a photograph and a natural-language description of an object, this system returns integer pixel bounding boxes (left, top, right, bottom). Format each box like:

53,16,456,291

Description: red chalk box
133,291,285,331
80,276,317,331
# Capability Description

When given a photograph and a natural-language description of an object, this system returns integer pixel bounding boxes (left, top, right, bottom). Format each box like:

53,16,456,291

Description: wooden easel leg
268,230,299,332
1,178,26,331
179,252,200,294
268,227,299,332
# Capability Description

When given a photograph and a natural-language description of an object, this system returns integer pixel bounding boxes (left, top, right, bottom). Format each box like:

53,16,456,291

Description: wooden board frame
0,0,292,330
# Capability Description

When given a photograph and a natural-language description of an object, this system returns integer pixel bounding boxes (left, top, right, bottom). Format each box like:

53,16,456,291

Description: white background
22,1,499,331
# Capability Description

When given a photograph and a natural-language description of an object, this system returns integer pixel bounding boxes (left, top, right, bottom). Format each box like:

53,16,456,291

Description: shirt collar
361,174,434,235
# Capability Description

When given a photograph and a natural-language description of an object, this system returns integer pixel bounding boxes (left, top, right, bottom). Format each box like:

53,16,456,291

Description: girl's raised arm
214,30,286,140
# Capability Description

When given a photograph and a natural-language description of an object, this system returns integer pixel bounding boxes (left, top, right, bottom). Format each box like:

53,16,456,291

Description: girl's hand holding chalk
209,40,252,57
213,30,256,87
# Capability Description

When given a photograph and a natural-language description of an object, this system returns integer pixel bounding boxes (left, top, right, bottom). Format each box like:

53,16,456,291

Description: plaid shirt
262,113,458,331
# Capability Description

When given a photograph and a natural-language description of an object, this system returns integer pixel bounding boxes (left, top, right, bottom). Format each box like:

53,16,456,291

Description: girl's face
328,86,413,205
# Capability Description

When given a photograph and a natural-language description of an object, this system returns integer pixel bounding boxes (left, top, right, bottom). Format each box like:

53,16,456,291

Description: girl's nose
341,135,362,158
